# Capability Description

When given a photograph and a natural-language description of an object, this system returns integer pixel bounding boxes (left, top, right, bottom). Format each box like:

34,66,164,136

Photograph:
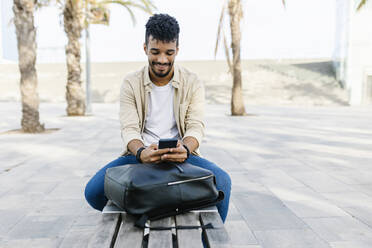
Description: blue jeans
84,155,231,222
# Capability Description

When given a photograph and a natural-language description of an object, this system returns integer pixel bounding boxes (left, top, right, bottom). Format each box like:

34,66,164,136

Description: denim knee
84,155,137,211
84,174,106,211
219,168,232,192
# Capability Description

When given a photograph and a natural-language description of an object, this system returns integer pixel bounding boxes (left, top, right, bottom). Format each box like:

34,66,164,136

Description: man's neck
149,67,174,86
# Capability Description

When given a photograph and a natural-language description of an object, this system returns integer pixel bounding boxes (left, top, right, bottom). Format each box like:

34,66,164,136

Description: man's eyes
151,51,174,56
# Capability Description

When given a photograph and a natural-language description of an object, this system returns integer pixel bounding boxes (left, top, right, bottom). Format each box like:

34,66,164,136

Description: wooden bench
88,201,231,248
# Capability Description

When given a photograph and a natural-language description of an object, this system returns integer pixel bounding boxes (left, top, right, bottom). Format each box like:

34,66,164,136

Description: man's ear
143,43,148,54
175,47,179,56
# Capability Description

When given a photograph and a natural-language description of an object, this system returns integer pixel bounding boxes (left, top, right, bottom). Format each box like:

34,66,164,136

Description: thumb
149,143,158,150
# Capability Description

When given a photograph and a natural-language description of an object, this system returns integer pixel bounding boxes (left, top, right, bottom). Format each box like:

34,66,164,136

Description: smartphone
158,138,178,149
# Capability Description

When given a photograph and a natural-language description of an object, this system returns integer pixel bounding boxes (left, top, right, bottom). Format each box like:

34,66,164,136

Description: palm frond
122,4,137,25
99,0,156,25
138,0,156,14
215,0,228,59
99,0,154,14
282,0,286,8
35,0,55,10
357,0,367,10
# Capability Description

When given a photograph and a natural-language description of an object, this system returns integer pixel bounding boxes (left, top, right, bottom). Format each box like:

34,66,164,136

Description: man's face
144,35,179,78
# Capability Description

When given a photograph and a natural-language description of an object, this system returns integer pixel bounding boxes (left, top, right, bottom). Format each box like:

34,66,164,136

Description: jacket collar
144,64,180,89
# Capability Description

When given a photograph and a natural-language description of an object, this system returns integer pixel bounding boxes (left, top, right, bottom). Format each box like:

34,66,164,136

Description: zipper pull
174,164,184,173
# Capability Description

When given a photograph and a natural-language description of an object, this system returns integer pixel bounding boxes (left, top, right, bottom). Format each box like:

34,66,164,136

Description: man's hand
160,141,188,163
140,143,170,164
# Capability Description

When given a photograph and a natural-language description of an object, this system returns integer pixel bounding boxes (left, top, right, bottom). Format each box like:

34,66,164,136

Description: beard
149,60,173,78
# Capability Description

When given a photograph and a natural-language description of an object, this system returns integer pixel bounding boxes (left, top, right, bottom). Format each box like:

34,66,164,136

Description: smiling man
84,14,231,222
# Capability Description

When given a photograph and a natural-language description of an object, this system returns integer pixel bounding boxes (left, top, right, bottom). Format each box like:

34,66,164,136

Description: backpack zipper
167,175,213,186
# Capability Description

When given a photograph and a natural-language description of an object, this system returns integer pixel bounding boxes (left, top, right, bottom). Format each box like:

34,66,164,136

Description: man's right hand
139,143,170,164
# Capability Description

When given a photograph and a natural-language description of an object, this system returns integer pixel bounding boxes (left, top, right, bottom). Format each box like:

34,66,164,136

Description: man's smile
153,63,170,70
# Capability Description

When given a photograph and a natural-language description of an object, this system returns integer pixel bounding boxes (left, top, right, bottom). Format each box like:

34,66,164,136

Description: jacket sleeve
183,76,205,147
119,79,143,152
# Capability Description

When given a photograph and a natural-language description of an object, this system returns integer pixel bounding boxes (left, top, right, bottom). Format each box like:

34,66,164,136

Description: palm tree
216,0,285,116
13,0,45,132
63,0,155,116
357,0,367,10
228,0,245,116
63,0,85,116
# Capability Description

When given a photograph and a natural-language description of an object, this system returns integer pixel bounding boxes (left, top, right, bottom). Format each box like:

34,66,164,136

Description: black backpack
104,162,224,228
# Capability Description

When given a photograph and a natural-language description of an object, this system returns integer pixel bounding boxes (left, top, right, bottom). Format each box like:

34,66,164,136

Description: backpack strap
134,191,224,229
147,223,214,231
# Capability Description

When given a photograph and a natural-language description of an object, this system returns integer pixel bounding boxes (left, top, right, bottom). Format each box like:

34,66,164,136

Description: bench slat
200,212,231,248
190,206,218,213
88,213,121,248
102,200,125,214
176,212,203,248
148,217,173,248
114,213,144,248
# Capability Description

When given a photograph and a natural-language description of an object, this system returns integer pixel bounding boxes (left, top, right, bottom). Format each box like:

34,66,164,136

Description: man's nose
158,54,168,64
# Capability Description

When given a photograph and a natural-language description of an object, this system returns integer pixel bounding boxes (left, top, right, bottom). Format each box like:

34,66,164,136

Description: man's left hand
160,141,187,163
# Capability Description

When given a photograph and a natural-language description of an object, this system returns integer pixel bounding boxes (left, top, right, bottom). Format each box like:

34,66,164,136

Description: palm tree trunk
64,0,86,116
228,0,246,116
13,0,45,133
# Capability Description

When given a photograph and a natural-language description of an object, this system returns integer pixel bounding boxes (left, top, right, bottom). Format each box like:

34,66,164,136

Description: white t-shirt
142,82,180,146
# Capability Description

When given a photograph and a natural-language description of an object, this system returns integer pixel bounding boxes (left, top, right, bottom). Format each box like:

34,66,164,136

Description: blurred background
1,0,372,109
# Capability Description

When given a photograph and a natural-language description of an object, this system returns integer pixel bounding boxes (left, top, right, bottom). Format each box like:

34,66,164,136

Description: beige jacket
119,64,205,156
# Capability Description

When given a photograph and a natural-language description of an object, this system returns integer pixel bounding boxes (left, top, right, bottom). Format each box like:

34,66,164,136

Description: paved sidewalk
1,102,372,248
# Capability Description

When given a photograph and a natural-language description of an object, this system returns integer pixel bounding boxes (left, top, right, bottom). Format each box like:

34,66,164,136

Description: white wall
1,0,337,63
1,0,17,62
0,1,2,60
346,0,372,105
333,0,350,85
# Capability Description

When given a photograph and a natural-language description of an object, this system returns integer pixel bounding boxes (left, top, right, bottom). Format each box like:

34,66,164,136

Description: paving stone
259,158,314,173
8,182,58,196
342,206,372,228
330,170,372,185
232,192,306,231
2,103,372,247
71,212,102,227
200,146,245,172
7,215,75,239
225,220,258,246
0,160,46,186
26,167,76,183
254,169,305,189
0,209,27,236
292,155,354,173
330,240,372,248
44,181,86,200
303,216,372,243
29,199,89,216
0,185,12,197
0,193,46,211
59,226,97,248
254,229,331,248
240,160,273,170
268,187,349,218
0,238,62,248
229,172,269,194
321,192,372,208
0,152,29,171
351,184,372,197
232,246,261,248
288,171,354,193
224,148,268,165
225,201,242,222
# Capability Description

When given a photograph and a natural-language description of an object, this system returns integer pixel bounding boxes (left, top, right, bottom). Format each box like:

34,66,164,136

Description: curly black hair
145,14,180,46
